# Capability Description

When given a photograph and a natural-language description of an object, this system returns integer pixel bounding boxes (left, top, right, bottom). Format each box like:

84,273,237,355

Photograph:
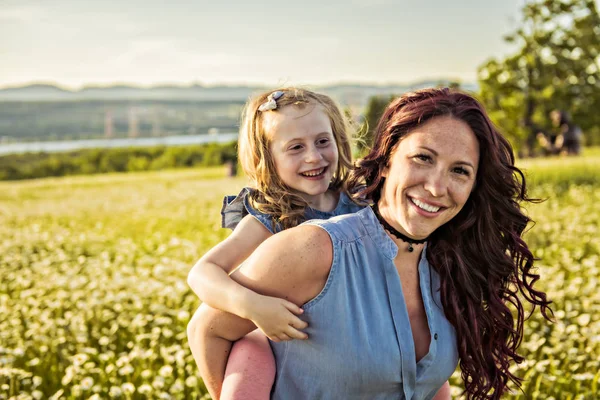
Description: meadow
1,150,599,399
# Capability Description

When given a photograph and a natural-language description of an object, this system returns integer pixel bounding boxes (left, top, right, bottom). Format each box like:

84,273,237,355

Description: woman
191,88,552,399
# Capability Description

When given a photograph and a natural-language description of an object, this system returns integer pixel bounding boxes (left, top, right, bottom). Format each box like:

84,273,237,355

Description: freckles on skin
379,116,480,239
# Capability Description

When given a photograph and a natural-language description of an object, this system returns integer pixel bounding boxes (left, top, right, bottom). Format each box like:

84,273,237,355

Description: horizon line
0,77,475,91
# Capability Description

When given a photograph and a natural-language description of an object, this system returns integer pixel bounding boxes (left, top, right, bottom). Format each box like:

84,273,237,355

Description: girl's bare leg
220,329,276,400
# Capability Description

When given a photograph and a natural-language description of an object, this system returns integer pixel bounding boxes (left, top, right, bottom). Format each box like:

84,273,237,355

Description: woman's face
379,115,480,240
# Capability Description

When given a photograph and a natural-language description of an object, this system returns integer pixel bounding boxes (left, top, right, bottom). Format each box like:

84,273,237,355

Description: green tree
478,0,600,153
359,95,395,155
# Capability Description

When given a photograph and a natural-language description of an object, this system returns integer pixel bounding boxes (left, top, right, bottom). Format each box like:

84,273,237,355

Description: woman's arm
187,215,307,340
190,225,333,398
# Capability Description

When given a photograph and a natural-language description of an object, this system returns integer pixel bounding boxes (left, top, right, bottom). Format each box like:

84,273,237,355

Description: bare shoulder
258,224,333,276
231,224,333,305
274,224,332,257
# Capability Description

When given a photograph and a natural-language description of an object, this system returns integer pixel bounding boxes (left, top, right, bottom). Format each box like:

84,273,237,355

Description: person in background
550,109,583,155
537,110,582,156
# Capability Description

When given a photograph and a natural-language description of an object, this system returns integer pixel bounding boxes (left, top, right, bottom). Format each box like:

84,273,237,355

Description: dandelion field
1,152,600,399
1,168,235,399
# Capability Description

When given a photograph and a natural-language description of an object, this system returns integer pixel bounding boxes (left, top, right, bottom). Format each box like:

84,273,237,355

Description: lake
0,133,239,155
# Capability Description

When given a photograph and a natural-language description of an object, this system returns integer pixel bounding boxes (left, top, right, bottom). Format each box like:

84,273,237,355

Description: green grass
0,166,241,399
1,158,599,399
518,149,600,190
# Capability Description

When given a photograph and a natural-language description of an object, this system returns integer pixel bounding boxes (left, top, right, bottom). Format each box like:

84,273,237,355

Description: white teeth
412,198,440,213
301,167,325,177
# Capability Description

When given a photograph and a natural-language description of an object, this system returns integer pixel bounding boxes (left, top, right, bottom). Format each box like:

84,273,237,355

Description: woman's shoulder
305,207,371,243
227,223,333,309
260,224,334,280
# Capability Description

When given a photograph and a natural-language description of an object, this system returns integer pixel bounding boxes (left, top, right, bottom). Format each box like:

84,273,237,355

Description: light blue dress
221,187,364,233
269,206,459,400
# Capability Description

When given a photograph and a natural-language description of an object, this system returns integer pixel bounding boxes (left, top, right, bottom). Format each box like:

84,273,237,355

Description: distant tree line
0,142,237,181
0,100,244,142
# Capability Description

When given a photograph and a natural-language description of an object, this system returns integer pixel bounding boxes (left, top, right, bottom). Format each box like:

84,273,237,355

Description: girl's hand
248,295,309,342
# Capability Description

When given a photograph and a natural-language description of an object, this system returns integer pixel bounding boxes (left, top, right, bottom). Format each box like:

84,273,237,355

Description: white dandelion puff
138,384,153,395
81,377,94,390
109,386,123,397
158,365,173,377
185,376,198,387
121,382,135,394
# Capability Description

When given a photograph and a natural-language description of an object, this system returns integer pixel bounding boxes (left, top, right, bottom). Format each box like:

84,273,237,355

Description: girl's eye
317,138,330,146
288,144,303,151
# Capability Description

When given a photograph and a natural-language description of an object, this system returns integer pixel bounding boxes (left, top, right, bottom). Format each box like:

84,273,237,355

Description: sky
0,0,566,89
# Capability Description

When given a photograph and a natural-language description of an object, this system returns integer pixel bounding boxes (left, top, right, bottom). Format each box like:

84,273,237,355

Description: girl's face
264,104,338,204
379,115,480,240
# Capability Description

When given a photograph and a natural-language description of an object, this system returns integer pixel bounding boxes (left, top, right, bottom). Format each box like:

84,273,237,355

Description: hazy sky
0,0,562,88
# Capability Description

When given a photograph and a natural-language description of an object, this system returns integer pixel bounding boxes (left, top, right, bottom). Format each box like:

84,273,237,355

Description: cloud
350,0,394,7
105,38,245,73
0,5,45,23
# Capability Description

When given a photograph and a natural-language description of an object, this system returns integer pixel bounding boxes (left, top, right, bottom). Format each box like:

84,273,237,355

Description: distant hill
0,83,265,102
0,80,479,144
0,81,478,106
0,84,74,100
320,81,479,108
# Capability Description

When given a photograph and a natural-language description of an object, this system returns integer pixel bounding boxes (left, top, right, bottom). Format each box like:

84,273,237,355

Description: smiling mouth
410,197,444,213
300,167,327,177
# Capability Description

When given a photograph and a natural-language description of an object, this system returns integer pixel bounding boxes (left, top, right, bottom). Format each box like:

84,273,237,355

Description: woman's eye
414,154,431,162
453,167,470,176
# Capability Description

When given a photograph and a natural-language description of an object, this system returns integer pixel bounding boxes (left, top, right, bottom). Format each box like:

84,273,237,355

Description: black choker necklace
371,203,428,252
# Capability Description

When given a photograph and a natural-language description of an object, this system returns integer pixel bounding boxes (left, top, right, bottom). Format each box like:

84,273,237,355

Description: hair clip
258,91,285,112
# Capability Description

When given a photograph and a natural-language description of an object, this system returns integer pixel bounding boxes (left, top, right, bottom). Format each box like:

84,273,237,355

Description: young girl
187,87,364,399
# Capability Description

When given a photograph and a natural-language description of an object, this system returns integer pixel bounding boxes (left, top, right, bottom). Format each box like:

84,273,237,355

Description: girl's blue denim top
221,187,364,233
269,206,459,400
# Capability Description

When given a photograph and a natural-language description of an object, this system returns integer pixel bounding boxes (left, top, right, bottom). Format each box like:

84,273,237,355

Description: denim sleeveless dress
221,187,364,233
269,206,459,400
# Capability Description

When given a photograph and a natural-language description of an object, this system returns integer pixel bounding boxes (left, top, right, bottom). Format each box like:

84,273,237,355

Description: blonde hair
238,87,354,231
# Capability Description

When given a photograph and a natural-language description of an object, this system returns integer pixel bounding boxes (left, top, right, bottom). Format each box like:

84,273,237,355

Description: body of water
0,133,239,155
